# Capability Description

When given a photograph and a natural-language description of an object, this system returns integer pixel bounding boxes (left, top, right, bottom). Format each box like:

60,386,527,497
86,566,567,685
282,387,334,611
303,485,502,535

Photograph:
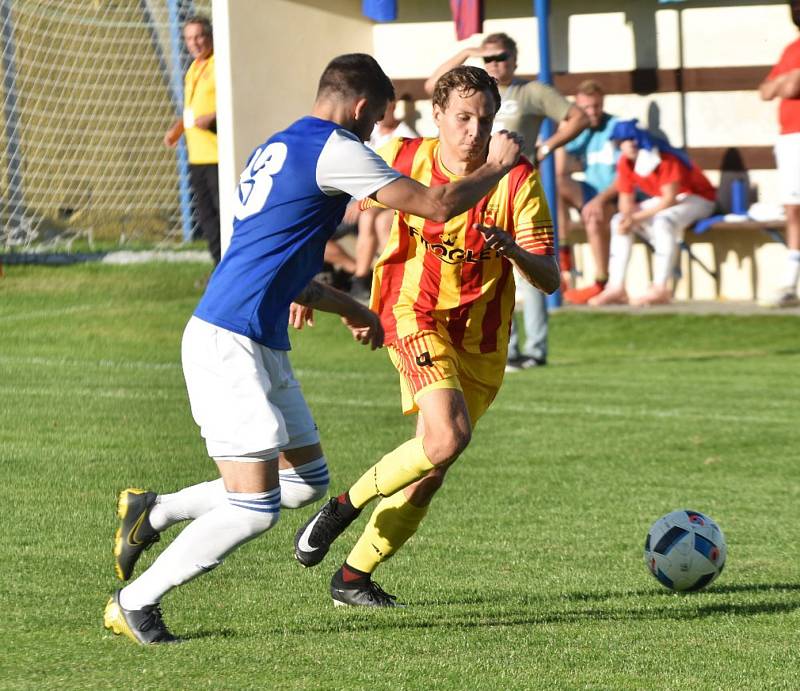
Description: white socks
279,457,329,508
607,226,633,290
650,216,681,286
783,249,800,289
120,488,280,610
148,457,330,530
149,479,226,531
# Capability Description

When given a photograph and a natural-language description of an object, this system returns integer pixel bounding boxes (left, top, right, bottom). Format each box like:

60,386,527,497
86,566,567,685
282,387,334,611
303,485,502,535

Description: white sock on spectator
149,479,226,531
651,216,682,286
120,487,280,610
783,249,800,289
607,227,634,290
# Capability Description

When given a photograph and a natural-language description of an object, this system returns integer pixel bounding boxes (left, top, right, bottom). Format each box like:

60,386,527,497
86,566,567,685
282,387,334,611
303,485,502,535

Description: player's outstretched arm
294,280,384,349
372,130,522,223
476,224,560,294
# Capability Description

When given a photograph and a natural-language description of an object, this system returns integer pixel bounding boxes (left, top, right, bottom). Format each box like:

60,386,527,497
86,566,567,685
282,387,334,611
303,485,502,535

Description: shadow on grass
279,583,800,635
178,627,237,641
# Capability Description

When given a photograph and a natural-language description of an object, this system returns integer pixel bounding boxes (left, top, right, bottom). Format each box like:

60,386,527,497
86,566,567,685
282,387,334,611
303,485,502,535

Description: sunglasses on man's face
483,52,509,64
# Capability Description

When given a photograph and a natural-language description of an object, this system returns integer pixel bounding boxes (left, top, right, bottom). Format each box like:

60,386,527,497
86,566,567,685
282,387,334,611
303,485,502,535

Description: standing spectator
759,0,800,307
557,80,619,304
164,15,220,265
589,120,715,307
425,32,588,371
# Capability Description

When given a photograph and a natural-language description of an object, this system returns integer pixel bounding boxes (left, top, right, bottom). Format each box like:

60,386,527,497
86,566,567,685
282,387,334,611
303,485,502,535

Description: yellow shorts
387,330,505,424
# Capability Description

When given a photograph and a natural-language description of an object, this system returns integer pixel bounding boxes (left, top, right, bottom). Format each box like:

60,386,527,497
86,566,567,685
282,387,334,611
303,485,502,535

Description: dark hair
317,54,395,103
482,32,518,58
432,66,501,114
184,15,212,38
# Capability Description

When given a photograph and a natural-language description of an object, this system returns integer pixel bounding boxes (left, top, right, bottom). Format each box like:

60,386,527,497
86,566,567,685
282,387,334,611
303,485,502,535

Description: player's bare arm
423,46,501,95
538,105,590,161
163,118,184,147
372,130,522,223
295,279,384,349
476,223,560,294
630,182,679,224
759,68,800,100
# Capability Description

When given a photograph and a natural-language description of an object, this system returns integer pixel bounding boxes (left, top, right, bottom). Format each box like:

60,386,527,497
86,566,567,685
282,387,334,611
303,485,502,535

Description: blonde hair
576,79,605,97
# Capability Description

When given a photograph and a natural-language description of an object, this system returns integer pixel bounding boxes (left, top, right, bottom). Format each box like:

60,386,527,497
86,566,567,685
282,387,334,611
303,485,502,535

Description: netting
0,0,210,252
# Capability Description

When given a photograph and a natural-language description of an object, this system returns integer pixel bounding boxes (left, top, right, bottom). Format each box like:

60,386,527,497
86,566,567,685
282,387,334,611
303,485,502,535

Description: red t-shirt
616,151,716,202
768,36,800,135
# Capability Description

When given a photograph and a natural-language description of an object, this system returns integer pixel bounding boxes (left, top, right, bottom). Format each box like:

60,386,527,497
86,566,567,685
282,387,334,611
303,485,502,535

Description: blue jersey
565,113,619,194
194,116,401,350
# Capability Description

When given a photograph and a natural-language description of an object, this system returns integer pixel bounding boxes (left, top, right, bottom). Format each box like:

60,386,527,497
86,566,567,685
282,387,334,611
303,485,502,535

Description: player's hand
487,130,522,171
289,303,314,330
475,223,518,258
471,46,505,59
341,309,384,350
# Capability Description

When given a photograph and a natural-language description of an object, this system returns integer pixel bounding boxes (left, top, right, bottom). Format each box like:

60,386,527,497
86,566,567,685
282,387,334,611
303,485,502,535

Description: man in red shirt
589,120,715,306
759,1,800,307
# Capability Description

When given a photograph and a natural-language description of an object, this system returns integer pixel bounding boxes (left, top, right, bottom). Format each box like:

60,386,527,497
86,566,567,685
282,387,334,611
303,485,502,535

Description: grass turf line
1,263,799,690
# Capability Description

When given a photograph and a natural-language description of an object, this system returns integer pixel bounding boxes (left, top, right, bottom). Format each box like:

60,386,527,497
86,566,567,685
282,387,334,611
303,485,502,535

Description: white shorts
775,133,800,206
181,316,319,460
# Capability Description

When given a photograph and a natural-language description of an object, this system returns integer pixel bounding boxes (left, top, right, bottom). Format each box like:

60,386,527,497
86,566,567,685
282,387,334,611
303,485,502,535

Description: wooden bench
566,218,787,301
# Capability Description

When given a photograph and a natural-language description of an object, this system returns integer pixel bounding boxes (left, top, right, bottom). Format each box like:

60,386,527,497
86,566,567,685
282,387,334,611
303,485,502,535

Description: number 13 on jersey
234,142,288,220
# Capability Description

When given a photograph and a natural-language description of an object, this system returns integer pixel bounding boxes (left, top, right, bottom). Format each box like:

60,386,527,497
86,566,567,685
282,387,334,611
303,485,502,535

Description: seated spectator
368,95,419,150
351,97,420,302
589,120,716,306
556,80,619,304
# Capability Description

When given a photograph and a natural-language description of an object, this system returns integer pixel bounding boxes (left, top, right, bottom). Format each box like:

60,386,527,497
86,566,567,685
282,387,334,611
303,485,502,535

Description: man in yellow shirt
164,15,220,264
294,66,560,607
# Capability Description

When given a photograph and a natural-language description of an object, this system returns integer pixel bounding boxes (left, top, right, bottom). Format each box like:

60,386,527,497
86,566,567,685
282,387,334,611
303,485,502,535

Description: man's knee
425,424,472,465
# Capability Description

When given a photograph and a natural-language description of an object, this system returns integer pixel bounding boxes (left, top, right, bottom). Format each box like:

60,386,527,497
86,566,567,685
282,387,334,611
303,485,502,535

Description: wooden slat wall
394,66,776,171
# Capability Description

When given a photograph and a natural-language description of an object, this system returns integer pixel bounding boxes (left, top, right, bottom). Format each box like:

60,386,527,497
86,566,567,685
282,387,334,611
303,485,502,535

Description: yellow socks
348,437,434,509
346,490,429,574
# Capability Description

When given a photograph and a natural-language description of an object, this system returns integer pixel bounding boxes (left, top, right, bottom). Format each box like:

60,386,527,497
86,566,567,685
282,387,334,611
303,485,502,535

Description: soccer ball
644,509,726,592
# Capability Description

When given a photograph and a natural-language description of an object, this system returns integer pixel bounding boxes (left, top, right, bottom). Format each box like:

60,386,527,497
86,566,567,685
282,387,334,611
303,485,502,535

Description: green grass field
2,263,799,690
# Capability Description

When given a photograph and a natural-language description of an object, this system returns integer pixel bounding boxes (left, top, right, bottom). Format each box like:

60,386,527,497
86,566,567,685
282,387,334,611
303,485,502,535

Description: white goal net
0,0,210,252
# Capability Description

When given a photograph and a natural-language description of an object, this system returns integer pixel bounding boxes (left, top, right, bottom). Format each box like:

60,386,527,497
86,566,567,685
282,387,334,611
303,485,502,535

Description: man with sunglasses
425,32,588,372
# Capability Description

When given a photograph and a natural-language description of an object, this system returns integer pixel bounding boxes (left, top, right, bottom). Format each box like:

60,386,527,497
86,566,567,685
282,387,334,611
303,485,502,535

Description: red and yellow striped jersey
367,137,553,354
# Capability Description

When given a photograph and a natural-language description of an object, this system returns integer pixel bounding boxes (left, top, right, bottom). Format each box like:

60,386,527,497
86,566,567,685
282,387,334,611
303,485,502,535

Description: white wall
214,0,373,253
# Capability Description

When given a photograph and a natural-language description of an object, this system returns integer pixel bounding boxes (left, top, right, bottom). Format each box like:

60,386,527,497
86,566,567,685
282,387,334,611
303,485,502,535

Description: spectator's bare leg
585,201,613,282
324,240,356,274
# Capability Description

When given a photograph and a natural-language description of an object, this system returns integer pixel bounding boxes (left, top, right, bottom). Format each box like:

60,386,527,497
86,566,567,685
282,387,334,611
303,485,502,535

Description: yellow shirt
183,55,217,164
366,138,554,353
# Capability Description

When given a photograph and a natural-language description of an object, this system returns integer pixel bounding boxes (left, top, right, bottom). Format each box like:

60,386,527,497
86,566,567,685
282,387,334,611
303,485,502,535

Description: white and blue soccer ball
644,509,727,592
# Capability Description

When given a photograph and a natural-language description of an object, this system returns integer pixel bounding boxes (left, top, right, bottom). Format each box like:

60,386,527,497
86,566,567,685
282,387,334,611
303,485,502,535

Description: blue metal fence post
168,0,194,242
1,0,25,235
534,0,562,308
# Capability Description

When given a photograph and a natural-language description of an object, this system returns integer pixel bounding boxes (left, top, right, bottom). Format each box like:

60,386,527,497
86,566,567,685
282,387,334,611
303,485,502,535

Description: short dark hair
317,54,395,104
482,32,518,58
432,66,501,114
184,15,212,38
